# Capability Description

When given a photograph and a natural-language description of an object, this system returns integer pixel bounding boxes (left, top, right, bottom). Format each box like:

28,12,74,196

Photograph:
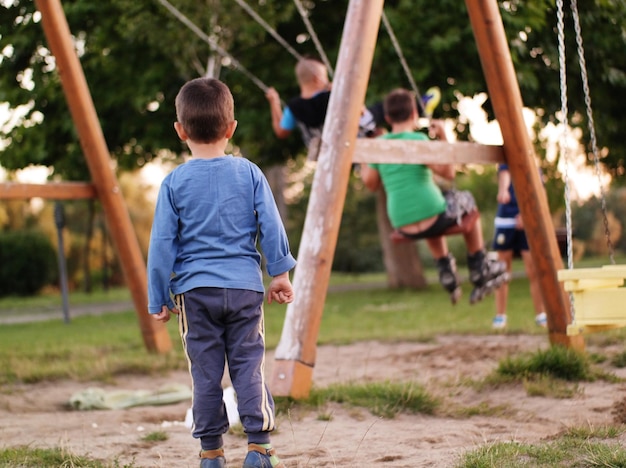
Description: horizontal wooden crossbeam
352,138,505,164
0,182,97,200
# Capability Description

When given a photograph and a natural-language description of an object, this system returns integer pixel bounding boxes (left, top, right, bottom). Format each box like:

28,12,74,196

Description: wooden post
270,0,384,398
465,0,584,350
35,0,172,353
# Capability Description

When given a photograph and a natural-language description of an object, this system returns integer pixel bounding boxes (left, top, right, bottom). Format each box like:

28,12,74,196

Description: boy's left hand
152,304,180,323
267,274,295,305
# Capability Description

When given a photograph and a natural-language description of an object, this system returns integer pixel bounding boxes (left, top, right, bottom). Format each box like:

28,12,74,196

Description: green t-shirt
370,131,446,228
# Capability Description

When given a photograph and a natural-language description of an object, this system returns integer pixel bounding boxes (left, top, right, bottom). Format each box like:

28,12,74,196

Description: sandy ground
1,334,626,467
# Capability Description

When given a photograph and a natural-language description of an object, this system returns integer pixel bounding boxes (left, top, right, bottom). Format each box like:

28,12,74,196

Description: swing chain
380,10,425,115
233,0,305,65
556,0,574,273
292,0,334,78
557,0,577,318
570,0,615,264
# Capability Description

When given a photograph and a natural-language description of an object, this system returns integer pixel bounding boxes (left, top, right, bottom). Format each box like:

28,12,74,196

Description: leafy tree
1,0,625,176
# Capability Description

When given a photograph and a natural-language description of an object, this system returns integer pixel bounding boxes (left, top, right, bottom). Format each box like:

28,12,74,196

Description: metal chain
292,0,334,78
233,0,305,64
380,10,425,115
157,0,284,103
557,0,576,316
557,0,574,271
570,0,615,263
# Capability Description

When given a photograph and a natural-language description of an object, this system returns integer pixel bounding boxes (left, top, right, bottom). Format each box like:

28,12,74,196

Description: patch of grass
455,424,626,467
477,346,607,399
496,345,594,382
449,401,512,418
522,374,581,399
0,312,187,384
0,445,136,467
611,350,626,368
140,431,168,442
277,380,439,419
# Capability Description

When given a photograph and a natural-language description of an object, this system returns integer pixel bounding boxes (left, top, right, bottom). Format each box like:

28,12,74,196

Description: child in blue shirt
147,77,296,468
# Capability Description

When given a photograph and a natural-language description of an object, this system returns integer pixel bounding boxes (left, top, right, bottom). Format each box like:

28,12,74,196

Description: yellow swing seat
557,265,626,335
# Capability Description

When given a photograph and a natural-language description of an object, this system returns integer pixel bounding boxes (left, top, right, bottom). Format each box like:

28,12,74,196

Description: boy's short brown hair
383,88,417,124
175,77,234,143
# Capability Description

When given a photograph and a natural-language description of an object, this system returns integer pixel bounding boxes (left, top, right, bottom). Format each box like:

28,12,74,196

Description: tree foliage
0,0,625,181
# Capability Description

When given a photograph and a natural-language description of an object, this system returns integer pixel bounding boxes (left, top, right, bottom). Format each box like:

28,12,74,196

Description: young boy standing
147,77,296,468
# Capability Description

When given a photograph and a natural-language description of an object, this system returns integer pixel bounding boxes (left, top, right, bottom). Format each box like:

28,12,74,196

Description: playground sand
1,334,625,467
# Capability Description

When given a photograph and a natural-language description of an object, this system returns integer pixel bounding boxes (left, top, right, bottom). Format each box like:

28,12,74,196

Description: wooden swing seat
557,265,626,335
390,209,479,243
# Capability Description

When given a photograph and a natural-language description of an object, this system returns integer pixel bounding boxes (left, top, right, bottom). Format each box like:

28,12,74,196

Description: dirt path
1,334,625,467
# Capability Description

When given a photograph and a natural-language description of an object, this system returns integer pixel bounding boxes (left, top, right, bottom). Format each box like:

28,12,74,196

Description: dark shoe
436,253,462,304
199,448,225,468
243,444,284,468
468,250,509,304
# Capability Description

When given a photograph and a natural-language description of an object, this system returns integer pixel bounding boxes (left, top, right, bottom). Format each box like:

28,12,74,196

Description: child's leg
176,289,229,455
425,236,448,258
223,289,275,444
461,214,485,254
495,249,514,316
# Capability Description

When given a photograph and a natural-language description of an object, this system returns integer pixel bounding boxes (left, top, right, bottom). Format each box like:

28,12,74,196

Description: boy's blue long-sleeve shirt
147,156,296,314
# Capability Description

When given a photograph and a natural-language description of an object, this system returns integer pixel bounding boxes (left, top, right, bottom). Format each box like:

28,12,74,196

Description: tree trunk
376,188,427,289
264,164,288,223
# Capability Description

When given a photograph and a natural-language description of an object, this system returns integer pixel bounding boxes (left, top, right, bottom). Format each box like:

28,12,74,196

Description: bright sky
455,92,610,201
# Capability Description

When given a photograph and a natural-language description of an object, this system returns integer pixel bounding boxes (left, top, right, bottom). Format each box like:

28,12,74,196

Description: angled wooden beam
466,0,584,350
35,0,171,353
270,0,384,399
352,138,505,164
0,182,97,200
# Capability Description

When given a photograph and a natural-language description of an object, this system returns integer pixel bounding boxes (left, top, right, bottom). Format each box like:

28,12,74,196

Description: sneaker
436,253,462,305
199,448,225,468
243,444,284,468
535,312,547,328
468,250,507,287
492,314,507,329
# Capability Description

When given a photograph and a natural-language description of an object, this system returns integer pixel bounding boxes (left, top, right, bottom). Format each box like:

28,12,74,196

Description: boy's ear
174,122,188,141
225,120,238,139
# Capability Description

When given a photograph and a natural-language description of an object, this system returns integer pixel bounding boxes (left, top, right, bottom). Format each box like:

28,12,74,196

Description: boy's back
148,155,292,306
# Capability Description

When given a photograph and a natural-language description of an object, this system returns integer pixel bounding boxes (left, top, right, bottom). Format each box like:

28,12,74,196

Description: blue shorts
492,227,529,254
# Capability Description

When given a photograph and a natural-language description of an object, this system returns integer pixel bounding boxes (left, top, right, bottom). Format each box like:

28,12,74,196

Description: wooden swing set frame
2,0,617,397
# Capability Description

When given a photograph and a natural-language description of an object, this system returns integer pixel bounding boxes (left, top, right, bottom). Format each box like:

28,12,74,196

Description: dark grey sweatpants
175,287,275,451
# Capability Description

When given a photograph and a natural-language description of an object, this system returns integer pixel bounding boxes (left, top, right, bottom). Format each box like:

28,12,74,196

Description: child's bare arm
360,164,382,191
497,168,512,204
267,271,295,304
266,87,291,139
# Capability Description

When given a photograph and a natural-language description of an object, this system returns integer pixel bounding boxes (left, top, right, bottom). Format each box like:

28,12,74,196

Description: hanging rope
233,0,305,64
292,0,334,78
156,0,273,95
380,10,425,115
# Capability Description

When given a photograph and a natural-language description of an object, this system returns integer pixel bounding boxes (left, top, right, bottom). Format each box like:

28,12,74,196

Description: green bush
0,230,58,296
